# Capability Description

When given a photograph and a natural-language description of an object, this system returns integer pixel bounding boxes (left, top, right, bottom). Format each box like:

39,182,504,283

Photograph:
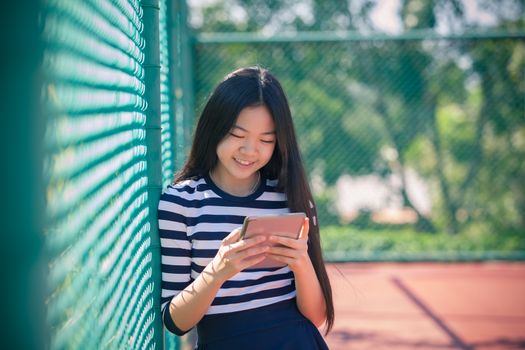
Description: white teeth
235,158,253,165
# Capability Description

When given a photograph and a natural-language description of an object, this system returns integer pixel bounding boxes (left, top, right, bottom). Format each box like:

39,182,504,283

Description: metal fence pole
0,0,47,348
171,0,195,169
141,0,164,348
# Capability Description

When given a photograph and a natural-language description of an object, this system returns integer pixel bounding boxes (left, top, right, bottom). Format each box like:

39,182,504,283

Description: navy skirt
195,299,329,350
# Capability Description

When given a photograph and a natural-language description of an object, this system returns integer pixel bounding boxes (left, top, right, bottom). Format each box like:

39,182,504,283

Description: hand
266,217,310,272
210,228,269,281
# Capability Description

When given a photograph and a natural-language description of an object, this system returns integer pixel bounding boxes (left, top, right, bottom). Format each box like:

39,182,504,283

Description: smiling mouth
234,157,255,166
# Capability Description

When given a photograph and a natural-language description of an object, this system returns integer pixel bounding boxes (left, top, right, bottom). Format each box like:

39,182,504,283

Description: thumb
298,217,310,240
223,227,241,244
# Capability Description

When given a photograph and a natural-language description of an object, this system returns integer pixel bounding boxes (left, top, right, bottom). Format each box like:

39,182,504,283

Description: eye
260,139,275,144
229,132,244,138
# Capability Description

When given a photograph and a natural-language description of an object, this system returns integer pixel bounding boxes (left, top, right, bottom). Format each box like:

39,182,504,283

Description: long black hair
175,66,334,333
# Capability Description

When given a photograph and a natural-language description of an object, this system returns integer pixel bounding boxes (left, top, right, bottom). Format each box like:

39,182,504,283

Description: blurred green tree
188,0,524,233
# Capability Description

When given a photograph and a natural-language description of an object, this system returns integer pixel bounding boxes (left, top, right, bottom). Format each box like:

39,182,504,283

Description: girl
158,66,334,349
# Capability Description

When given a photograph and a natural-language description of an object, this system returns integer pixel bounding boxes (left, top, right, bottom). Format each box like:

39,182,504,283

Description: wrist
290,254,313,274
203,258,229,286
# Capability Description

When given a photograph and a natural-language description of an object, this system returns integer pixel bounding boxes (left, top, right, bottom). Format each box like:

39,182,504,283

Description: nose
240,138,257,155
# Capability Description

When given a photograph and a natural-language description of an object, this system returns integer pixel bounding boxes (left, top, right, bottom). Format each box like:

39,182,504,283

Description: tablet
240,212,306,269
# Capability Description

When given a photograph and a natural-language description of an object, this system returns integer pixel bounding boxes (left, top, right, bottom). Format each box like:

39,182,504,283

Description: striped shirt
158,175,297,333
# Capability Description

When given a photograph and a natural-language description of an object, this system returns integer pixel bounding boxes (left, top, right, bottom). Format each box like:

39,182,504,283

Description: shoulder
264,178,280,190
162,176,206,198
159,176,210,209
259,178,287,202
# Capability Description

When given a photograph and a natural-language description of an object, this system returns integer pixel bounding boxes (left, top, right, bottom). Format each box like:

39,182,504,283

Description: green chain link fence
2,1,524,349
189,1,525,261
40,0,187,348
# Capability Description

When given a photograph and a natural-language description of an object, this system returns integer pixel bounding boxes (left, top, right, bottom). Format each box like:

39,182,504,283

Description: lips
234,157,255,166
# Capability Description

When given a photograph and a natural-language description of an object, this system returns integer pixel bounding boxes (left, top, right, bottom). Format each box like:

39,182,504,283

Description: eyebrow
233,125,276,135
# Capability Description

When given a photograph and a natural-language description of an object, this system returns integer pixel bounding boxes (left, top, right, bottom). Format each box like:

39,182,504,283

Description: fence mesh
161,0,177,188
41,0,170,348
28,0,525,348
189,1,525,259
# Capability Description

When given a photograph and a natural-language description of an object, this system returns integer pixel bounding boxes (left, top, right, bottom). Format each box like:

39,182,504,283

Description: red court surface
324,262,525,350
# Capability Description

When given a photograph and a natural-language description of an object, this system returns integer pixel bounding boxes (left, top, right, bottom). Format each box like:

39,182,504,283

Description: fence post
171,0,195,168
141,0,164,348
0,0,47,348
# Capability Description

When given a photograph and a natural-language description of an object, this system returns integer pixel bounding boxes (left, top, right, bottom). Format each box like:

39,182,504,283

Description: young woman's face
214,105,276,187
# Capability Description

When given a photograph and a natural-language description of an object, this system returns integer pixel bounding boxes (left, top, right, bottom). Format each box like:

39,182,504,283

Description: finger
240,253,267,269
298,217,310,240
231,242,269,258
219,243,268,273
228,245,269,270
268,235,304,248
266,245,297,259
229,235,267,252
241,234,267,245
222,228,241,244
264,253,294,266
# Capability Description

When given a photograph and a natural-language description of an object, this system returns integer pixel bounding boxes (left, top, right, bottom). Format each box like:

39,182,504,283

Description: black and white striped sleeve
158,186,192,335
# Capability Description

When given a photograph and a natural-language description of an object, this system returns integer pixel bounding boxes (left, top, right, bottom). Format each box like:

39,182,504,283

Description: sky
368,0,501,34
188,0,513,33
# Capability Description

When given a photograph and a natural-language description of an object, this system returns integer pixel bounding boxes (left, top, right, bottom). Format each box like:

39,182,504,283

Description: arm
291,253,327,327
266,218,327,327
166,229,269,333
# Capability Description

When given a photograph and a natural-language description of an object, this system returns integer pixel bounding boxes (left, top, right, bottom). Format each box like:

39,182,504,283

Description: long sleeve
158,188,192,334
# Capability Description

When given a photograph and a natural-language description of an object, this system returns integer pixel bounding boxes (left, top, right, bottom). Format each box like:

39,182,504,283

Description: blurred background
1,0,523,349
189,0,525,262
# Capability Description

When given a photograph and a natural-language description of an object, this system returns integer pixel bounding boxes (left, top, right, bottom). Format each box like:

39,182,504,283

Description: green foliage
189,0,525,238
321,225,525,261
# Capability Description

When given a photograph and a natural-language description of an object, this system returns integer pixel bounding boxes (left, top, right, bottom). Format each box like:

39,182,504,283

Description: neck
209,171,260,197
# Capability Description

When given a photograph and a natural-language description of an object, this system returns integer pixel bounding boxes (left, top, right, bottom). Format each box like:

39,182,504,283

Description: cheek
262,144,276,162
216,138,234,155
215,141,230,162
